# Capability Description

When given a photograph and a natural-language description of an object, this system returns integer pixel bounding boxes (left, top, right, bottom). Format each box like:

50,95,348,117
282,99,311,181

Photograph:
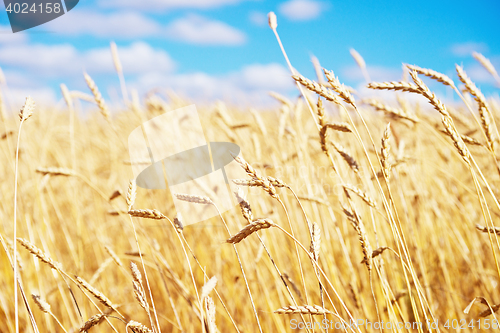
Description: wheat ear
17,238,62,271
79,314,106,332
309,222,321,262
274,305,332,315
381,123,391,179
84,72,110,121
13,96,39,333
472,52,500,84
75,276,118,312
128,209,166,219
204,296,217,333
323,68,356,106
173,213,184,233
476,224,500,235
342,205,373,271
342,184,377,208
126,321,154,333
367,81,420,93
331,141,360,173
350,48,370,82
405,64,456,88
226,219,276,244
456,65,496,151
174,193,213,205
32,294,68,333
130,262,149,312
234,188,254,223
408,70,450,117
36,167,76,177
364,99,419,123
126,179,137,211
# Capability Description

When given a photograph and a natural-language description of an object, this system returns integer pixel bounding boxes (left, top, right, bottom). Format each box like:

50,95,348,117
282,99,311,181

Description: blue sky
0,0,499,108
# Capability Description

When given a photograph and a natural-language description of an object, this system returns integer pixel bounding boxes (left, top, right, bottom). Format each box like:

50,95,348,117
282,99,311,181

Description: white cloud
451,42,488,57
85,42,176,74
0,25,29,44
0,43,80,76
101,0,243,11
0,42,175,77
43,11,245,46
249,11,267,26
238,63,292,90
342,64,402,82
44,10,162,38
3,87,57,108
278,0,325,21
133,63,294,106
165,14,246,45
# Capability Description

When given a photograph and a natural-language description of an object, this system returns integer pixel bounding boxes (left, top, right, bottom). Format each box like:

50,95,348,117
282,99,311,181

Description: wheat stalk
408,70,450,117
13,96,39,333
292,74,342,105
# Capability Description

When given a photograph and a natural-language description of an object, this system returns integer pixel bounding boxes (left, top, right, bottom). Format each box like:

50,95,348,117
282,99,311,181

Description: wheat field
2,42,500,333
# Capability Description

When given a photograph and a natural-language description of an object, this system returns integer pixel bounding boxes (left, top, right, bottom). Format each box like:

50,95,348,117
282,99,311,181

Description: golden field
1,56,500,333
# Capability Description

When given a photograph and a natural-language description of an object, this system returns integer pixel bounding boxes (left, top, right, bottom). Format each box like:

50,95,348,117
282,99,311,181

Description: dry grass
2,44,500,333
